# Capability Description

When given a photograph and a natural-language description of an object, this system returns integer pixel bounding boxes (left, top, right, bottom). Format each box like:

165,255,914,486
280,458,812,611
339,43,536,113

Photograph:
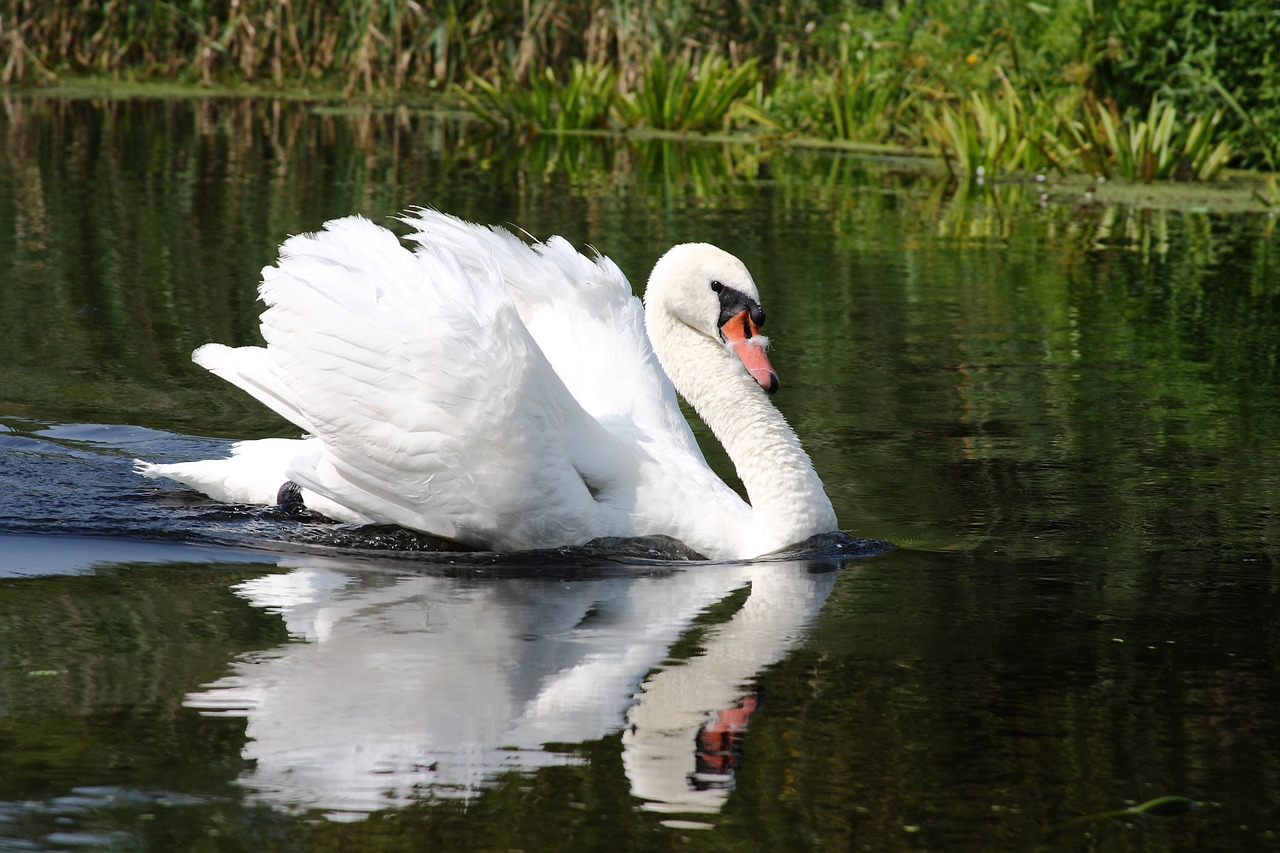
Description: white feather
136,211,837,559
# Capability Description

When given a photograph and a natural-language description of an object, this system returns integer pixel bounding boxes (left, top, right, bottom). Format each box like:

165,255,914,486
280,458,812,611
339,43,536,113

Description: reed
460,60,616,134
461,51,761,135
1254,174,1280,211
616,53,759,133
0,0,1266,179
1069,98,1234,182
924,85,1235,182
767,51,919,143
0,0,572,90
924,76,1077,178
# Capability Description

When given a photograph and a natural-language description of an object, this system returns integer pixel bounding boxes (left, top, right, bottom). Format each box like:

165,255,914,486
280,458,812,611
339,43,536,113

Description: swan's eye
710,280,724,292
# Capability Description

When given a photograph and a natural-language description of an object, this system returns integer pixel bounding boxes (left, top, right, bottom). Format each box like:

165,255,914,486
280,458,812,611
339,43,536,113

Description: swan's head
645,243,779,395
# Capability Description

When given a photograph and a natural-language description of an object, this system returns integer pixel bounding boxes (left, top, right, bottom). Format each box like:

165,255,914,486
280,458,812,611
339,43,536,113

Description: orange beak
719,308,779,395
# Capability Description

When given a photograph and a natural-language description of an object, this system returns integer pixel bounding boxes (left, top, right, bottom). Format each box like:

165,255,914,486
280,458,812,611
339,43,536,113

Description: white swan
135,209,837,559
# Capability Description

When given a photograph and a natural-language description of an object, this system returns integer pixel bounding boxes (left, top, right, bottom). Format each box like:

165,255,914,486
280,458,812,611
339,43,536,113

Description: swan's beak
720,309,779,395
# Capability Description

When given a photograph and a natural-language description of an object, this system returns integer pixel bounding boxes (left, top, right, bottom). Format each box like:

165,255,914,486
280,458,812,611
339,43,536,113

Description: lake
2,94,1279,851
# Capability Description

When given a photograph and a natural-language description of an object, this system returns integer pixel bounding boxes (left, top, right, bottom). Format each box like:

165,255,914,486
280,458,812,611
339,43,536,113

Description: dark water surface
2,95,1280,851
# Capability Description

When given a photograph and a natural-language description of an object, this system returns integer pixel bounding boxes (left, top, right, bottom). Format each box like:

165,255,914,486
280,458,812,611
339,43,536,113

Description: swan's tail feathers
132,439,292,506
193,343,316,435
132,457,226,497
134,440,377,525
133,459,162,479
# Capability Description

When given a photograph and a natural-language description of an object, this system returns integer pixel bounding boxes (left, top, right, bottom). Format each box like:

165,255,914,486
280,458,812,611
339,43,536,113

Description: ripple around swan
0,416,893,578
234,524,895,572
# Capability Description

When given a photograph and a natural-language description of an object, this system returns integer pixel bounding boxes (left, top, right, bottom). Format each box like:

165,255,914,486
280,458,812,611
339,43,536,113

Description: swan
135,209,838,559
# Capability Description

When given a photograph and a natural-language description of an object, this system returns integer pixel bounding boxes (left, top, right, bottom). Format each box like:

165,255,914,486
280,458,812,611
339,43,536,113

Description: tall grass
616,53,758,132
1,0,1268,178
1091,100,1233,182
1,0,590,91
0,0,816,90
460,60,616,134
924,86,1234,182
925,89,1064,178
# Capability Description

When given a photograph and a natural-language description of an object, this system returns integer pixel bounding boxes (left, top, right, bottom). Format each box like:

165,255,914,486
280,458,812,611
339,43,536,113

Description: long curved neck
647,307,838,556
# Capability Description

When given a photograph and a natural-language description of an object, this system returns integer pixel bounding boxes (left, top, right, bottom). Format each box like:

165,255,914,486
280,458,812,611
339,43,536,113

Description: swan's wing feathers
170,212,741,552
208,216,613,548
401,209,701,457
401,207,632,319
193,343,318,435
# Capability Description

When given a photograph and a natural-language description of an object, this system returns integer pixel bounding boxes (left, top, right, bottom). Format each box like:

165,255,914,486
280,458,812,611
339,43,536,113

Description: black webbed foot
275,480,307,517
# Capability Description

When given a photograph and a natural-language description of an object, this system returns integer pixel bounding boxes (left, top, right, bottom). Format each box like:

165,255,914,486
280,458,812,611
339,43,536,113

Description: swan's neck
648,309,838,556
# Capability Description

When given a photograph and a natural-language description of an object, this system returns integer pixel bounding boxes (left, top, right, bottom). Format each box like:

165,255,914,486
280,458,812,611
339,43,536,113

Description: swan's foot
274,480,310,519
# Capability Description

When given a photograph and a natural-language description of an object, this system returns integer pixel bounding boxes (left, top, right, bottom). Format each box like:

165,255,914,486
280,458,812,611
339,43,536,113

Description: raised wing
200,215,626,550
402,209,705,460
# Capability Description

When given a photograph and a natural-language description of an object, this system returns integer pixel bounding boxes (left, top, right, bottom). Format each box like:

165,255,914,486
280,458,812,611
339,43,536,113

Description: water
2,94,1279,851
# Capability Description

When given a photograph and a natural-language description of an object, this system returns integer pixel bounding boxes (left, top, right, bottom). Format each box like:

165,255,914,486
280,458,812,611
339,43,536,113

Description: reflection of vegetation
1050,795,1200,835
2,96,1280,850
0,563,284,800
725,549,1267,848
0,96,486,432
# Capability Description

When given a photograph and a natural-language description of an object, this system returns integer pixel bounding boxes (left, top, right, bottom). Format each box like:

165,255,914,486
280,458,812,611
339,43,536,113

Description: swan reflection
185,553,839,819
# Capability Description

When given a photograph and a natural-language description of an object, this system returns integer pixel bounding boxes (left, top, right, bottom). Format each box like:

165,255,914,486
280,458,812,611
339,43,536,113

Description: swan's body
136,210,837,559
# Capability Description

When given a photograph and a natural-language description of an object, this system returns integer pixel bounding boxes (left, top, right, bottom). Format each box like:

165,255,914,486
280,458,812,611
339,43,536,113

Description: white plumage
136,209,837,559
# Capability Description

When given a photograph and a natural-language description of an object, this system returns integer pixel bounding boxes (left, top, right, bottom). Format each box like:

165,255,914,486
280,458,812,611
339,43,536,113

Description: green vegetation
1050,795,1200,836
616,53,761,133
2,0,1277,178
460,60,617,135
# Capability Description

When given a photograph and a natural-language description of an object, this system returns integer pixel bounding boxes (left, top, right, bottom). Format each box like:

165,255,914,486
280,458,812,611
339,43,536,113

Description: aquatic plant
1050,795,1200,837
459,52,760,136
923,83,1236,182
827,59,915,143
1088,99,1233,181
1253,173,1280,210
1,0,1273,177
926,92,1009,177
924,77,1077,178
767,54,917,144
458,60,616,134
616,53,759,133
1180,109,1235,181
